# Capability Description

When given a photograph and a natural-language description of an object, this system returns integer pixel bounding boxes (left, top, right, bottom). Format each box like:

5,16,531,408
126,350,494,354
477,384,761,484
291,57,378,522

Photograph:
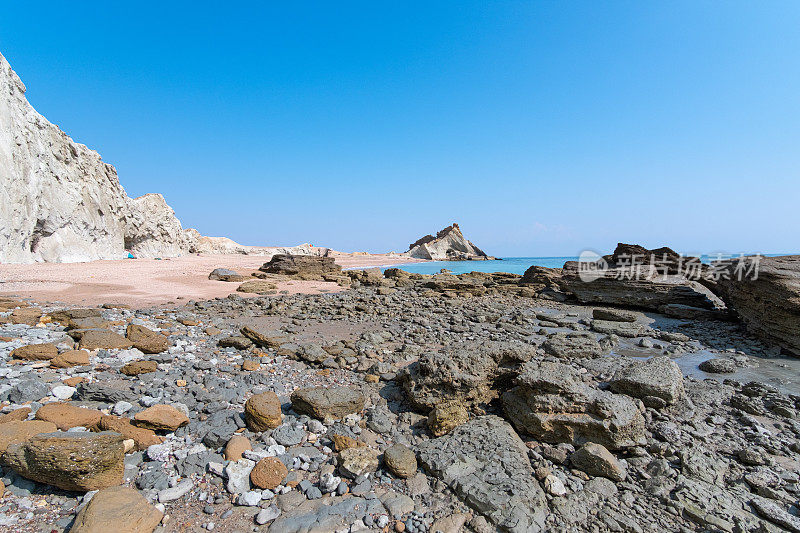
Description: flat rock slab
417,415,547,533
79,330,133,350
267,494,384,533
610,355,685,405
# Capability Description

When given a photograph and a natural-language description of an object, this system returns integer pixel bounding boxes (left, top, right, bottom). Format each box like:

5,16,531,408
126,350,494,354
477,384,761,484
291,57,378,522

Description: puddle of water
614,344,800,396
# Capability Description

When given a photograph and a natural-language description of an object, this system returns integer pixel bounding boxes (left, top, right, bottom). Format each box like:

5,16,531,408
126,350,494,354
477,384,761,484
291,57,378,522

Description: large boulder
417,416,547,532
399,341,537,412
609,356,685,405
712,255,800,355
3,431,125,491
259,254,341,279
70,486,163,533
502,361,646,450
405,223,493,261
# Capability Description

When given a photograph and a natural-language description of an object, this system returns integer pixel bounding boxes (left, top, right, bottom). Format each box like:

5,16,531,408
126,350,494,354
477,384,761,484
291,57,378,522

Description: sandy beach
0,253,425,308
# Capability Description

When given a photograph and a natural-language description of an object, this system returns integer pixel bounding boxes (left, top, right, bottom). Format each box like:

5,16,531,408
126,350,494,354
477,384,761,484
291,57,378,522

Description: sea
387,254,790,276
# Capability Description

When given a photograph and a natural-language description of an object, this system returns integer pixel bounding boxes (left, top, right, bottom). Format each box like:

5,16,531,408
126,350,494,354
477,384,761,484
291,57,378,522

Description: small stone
241,359,260,371
570,442,626,481
133,404,189,431
126,324,169,354
250,457,288,490
158,479,193,503
544,474,567,496
224,435,252,461
338,447,379,478
255,505,281,525
79,330,133,350
237,490,262,506
244,392,282,431
50,350,89,368
51,385,77,400
225,459,255,494
427,401,468,437
383,444,417,479
121,360,158,376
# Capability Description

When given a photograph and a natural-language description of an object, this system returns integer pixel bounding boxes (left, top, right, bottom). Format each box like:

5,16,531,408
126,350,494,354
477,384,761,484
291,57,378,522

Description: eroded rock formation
405,223,494,261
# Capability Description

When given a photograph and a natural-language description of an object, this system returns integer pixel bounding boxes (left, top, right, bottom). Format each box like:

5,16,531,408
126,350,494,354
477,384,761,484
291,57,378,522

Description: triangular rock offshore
405,223,495,261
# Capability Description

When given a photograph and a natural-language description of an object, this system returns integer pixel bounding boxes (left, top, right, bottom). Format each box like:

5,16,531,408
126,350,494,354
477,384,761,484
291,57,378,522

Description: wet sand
0,253,425,308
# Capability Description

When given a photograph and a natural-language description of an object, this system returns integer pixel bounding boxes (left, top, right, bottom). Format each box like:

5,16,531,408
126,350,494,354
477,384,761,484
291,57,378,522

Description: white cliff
0,51,196,263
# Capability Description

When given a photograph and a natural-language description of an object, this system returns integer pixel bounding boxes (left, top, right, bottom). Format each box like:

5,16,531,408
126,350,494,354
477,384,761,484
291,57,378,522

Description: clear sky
2,2,798,257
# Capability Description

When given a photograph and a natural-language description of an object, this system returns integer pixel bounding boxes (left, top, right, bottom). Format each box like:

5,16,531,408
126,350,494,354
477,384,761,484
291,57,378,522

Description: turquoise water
389,257,576,276
389,253,792,276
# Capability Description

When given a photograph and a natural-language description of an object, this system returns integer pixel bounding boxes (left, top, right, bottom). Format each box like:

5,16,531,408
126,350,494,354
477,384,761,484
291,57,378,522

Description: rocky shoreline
0,255,798,533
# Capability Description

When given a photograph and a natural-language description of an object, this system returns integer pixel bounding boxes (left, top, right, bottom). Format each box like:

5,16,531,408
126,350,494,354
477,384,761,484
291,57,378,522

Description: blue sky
2,2,799,256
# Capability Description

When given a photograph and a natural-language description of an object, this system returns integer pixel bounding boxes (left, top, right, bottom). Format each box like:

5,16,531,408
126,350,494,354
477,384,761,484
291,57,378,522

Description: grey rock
502,360,646,449
417,415,547,532
610,356,685,405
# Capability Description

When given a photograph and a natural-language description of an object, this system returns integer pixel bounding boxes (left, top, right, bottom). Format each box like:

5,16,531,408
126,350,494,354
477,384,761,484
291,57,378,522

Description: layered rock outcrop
713,255,800,355
406,223,494,261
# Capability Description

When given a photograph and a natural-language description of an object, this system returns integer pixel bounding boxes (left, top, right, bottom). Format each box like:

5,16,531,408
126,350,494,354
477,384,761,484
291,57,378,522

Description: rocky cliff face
0,51,192,263
406,223,492,261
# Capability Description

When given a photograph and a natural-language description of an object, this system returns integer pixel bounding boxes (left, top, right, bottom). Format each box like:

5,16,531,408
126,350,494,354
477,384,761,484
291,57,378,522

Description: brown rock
70,485,163,533
250,457,288,490
224,435,252,461
133,404,189,431
244,392,282,431
0,298,29,311
99,415,162,451
121,360,158,376
79,330,133,350
241,359,260,371
6,307,43,326
0,420,57,453
236,280,277,294
427,401,469,437
259,254,342,280
50,349,91,368
330,434,366,452
126,324,169,354
0,407,31,424
63,376,85,387
35,402,103,431
49,308,102,324
10,343,58,361
240,325,289,348
4,431,125,491
0,480,4,498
